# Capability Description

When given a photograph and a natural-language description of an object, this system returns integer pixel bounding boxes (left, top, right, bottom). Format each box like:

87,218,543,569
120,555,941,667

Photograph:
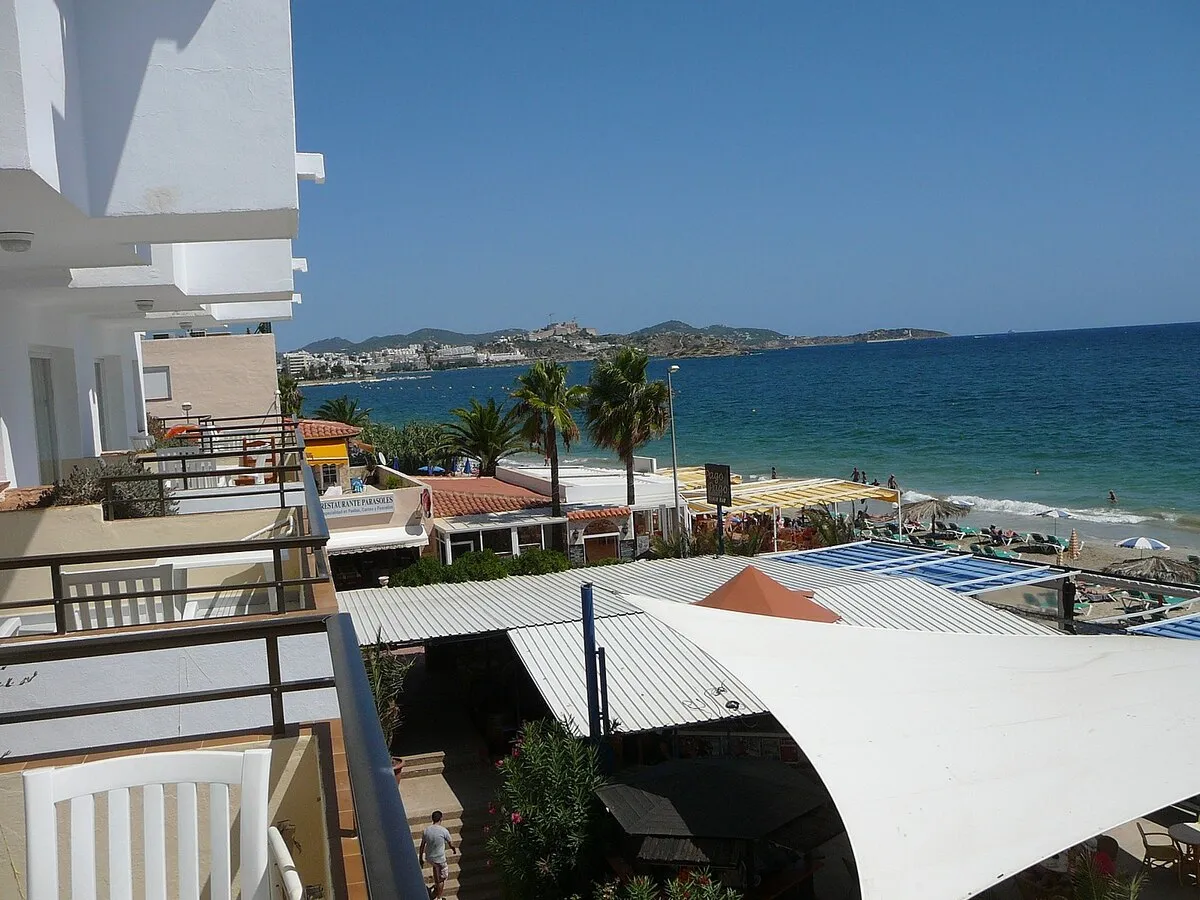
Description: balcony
0,417,426,899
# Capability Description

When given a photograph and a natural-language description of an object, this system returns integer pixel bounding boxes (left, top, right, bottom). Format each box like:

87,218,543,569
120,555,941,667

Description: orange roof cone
696,566,840,623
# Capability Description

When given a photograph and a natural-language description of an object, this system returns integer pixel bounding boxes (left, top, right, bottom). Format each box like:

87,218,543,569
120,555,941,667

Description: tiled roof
567,506,630,521
297,419,362,440
419,476,543,499
433,490,549,518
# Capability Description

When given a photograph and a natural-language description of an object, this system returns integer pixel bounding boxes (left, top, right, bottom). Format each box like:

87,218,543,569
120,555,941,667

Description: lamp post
667,365,681,535
181,401,192,424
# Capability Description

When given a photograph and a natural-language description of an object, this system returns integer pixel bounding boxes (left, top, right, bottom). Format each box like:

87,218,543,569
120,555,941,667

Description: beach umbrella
416,465,446,475
1115,536,1170,553
1067,529,1081,560
900,497,972,532
1038,508,1073,537
1103,555,1198,585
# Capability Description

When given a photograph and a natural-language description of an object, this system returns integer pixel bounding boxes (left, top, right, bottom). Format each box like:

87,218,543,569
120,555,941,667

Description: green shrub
586,556,627,567
590,873,741,900
486,719,606,899
389,556,448,587
50,453,176,518
447,550,509,583
505,549,571,576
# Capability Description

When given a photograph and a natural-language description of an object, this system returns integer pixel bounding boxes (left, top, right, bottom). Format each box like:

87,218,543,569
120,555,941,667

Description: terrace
0,417,425,899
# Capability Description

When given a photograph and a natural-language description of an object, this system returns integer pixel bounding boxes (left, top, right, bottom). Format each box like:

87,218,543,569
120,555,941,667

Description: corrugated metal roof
1128,610,1200,640
508,613,767,733
337,554,1055,644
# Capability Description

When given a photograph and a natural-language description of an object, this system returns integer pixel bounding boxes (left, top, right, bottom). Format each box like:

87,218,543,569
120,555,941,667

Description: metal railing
152,413,300,448
0,611,428,899
0,456,332,637
326,614,429,900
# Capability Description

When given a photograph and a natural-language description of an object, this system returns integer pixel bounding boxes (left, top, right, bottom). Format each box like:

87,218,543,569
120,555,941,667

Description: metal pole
581,583,602,741
597,646,611,736
667,366,681,536
773,505,778,552
717,504,725,557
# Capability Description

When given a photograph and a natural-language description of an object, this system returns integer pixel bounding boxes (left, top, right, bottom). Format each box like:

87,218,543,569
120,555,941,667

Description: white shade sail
630,595,1200,900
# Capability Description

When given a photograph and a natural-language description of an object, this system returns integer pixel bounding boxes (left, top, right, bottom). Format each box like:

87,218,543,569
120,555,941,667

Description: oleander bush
50,453,176,518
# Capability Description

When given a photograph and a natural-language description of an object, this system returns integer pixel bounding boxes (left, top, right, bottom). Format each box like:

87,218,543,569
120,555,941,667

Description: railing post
159,476,166,518
104,479,113,521
265,634,286,736
180,453,188,491
272,546,284,614
50,563,67,634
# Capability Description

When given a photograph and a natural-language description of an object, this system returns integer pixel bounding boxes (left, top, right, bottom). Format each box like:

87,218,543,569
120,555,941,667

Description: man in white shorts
419,810,456,898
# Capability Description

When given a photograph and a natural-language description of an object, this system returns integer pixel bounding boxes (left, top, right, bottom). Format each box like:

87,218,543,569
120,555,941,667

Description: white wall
74,0,298,225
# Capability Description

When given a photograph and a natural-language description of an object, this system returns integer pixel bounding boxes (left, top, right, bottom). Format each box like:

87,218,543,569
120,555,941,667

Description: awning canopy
697,566,840,623
326,525,428,555
658,466,744,492
684,477,900,514
632,595,1200,900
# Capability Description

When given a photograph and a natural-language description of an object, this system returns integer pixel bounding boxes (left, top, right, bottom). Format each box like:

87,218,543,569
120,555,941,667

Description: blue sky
285,2,1199,349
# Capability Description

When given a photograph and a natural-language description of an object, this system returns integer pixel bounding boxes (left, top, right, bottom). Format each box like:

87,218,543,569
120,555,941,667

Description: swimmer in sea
1108,490,1118,504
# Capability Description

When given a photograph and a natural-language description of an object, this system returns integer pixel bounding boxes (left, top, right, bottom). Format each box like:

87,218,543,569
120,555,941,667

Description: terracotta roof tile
433,490,550,518
297,419,362,440
419,476,543,499
567,506,631,521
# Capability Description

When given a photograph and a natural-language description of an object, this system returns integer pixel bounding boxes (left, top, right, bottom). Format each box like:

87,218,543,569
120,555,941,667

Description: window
321,464,339,489
481,528,513,556
143,366,172,401
517,524,544,552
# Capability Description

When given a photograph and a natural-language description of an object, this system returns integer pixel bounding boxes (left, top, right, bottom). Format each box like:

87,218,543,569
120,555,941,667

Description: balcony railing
0,611,427,900
0,455,332,637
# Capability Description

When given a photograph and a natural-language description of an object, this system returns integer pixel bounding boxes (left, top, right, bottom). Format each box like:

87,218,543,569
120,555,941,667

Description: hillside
301,328,525,353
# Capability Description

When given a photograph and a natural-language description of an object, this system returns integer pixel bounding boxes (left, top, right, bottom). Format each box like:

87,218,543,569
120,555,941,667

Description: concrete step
400,760,446,780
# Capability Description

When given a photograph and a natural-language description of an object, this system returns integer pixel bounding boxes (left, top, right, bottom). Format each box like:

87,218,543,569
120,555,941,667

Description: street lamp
667,365,681,534
181,401,192,424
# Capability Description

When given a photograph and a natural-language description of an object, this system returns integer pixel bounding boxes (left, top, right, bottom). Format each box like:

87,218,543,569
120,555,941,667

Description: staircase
401,751,502,900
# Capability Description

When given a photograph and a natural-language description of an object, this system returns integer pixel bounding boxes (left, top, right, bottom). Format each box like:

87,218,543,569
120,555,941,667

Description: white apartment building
0,0,323,488
283,350,319,376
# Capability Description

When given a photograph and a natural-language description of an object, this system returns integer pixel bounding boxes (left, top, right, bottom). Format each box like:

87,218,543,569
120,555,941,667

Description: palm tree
277,373,303,418
314,395,371,426
807,507,857,548
583,348,671,505
446,398,524,476
510,361,586,518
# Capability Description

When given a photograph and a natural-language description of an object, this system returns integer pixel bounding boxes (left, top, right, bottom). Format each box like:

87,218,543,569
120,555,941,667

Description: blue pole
581,583,602,741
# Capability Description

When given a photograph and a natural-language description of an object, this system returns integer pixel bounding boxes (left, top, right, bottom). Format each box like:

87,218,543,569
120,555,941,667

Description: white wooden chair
268,826,305,900
23,748,272,900
63,564,190,631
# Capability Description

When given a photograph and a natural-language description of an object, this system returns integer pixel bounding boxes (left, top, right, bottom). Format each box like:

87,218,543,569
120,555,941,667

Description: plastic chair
23,748,272,900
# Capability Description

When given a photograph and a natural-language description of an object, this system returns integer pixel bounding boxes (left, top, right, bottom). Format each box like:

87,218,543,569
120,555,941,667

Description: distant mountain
622,321,790,343
299,328,525,353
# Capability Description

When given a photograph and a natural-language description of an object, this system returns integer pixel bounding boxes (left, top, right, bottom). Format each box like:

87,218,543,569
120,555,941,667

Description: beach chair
988,546,1021,561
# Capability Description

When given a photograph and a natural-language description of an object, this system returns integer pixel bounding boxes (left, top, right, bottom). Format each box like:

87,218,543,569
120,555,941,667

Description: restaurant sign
321,493,395,519
704,463,732,507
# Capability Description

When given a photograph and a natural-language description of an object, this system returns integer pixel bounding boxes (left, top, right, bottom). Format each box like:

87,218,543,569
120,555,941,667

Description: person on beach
861,470,868,486
1108,490,1118,504
887,474,897,490
851,467,860,483
871,478,880,486
771,466,777,479
419,811,456,899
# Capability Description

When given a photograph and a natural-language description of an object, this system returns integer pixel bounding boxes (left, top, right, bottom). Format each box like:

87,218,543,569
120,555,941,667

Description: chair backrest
267,826,305,900
63,564,184,631
23,748,272,900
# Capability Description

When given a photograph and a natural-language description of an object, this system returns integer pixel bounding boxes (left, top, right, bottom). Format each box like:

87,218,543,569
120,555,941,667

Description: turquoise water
303,322,1200,549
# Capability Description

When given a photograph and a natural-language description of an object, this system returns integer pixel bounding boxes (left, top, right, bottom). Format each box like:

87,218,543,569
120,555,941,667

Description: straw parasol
900,497,972,531
1103,555,1199,585
1066,529,1081,560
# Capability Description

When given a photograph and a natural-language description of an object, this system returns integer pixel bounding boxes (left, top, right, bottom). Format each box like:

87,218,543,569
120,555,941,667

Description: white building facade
0,0,323,487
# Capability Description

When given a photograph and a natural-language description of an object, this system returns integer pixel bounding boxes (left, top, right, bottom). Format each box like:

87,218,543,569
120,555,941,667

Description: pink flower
511,747,520,758
488,802,497,815
495,758,503,769
511,812,523,824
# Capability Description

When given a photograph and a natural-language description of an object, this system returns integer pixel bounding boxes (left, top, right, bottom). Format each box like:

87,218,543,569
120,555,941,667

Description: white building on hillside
0,0,323,487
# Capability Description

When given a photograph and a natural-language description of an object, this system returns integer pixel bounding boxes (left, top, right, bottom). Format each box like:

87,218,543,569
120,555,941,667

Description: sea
302,322,1200,552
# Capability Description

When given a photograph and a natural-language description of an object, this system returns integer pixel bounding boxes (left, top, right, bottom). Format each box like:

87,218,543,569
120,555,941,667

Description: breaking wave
946,494,1154,526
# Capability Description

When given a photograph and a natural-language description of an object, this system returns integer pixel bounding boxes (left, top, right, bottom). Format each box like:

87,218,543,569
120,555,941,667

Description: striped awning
658,466,744,492
684,477,900,513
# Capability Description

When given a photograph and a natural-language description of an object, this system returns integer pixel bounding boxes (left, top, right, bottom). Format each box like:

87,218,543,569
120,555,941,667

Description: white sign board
321,493,395,519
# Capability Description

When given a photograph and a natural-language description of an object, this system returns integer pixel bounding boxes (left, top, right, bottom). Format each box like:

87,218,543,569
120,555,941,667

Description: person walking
887,474,898,491
851,467,860,483
419,811,457,899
